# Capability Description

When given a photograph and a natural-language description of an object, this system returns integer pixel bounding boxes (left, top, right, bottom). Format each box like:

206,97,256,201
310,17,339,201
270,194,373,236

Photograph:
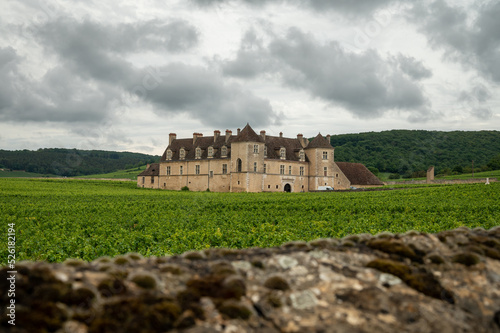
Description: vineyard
1,178,499,263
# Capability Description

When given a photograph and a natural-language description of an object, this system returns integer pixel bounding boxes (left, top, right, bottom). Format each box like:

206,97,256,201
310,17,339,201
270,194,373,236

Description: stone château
138,124,382,192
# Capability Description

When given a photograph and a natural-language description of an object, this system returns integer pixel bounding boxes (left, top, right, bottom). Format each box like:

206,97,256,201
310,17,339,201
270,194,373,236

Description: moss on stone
218,300,252,320
264,275,290,291
113,255,132,266
63,258,87,267
426,253,446,265
130,272,158,289
367,239,422,263
451,252,481,266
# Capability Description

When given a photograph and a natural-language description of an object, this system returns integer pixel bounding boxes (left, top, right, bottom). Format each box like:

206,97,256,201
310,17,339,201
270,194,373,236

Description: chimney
279,132,283,138
237,128,241,135
225,129,232,143
297,133,303,140
260,130,266,140
147,164,150,169
193,132,203,144
297,134,306,148
169,133,176,146
214,130,220,142
326,135,331,144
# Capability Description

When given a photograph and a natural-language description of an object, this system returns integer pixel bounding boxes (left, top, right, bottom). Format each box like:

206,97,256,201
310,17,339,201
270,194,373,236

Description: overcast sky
1,0,499,155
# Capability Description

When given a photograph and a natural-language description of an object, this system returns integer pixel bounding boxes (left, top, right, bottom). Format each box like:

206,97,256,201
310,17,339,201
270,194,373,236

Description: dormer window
208,146,214,158
179,148,186,160
280,147,286,160
195,147,202,159
166,149,172,160
299,150,305,162
221,146,227,157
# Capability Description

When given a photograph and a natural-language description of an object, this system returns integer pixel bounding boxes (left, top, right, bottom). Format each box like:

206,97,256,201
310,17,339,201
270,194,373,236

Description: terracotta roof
138,163,160,176
335,162,384,186
307,134,332,149
232,124,264,143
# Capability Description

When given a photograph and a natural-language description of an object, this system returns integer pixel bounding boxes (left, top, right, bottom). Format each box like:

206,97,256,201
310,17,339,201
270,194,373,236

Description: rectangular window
222,164,227,174
253,144,259,154
254,162,257,172
300,166,304,176
268,185,271,189
142,177,145,184
288,165,292,175
151,176,154,184
264,146,267,157
195,165,200,175
209,170,213,178
263,164,267,174
180,166,183,175
280,165,285,175
166,166,171,175
276,185,279,189
324,167,328,176
323,151,328,160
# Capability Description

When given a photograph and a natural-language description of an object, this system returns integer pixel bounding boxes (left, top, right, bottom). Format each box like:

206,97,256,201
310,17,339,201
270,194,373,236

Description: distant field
0,170,58,178
379,169,500,182
1,178,498,263
75,165,146,180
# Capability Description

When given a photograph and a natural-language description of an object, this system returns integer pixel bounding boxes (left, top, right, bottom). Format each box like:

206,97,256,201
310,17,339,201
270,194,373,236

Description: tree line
330,130,500,178
0,148,159,177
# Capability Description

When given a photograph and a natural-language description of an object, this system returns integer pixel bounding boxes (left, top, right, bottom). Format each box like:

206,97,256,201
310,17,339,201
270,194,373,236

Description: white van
318,186,334,191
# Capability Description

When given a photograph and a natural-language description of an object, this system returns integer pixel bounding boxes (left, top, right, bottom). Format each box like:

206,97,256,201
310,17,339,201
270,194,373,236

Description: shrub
181,186,190,191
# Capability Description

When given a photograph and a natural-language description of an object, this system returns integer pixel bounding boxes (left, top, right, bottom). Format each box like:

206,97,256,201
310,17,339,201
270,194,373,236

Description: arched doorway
284,183,291,192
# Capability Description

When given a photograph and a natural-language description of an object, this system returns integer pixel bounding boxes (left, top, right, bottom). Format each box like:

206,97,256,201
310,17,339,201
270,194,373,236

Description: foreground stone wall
2,226,500,333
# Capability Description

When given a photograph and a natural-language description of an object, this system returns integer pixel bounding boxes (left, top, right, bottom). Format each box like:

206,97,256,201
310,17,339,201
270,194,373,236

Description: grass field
1,178,499,263
74,165,146,180
0,170,58,178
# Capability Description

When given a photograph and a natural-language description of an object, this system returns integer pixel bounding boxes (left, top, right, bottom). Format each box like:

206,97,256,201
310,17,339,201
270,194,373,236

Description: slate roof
138,163,160,176
264,135,307,161
232,124,264,143
161,125,332,162
307,133,333,149
335,162,384,186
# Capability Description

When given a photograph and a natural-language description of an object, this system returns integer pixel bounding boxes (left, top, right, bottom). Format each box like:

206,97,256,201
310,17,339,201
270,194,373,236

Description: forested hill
0,149,159,177
331,130,500,176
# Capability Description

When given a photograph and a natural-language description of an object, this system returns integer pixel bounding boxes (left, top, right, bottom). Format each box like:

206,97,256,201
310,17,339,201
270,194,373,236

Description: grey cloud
221,30,272,78
191,0,402,15
223,28,431,119
395,54,432,80
36,17,199,56
135,63,279,128
409,0,500,83
458,83,493,120
8,17,280,128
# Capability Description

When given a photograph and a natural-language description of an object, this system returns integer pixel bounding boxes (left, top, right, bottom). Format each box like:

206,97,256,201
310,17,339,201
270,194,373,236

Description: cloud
191,0,403,15
221,28,432,120
409,0,500,83
458,83,493,120
395,54,432,80
133,63,280,128
220,30,272,78
5,17,280,128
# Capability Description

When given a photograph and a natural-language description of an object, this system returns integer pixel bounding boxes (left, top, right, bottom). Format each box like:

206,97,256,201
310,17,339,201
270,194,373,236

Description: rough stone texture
2,226,500,333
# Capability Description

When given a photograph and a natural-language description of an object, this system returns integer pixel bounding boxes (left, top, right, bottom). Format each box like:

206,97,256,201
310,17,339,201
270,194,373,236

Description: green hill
331,130,500,177
0,149,159,177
